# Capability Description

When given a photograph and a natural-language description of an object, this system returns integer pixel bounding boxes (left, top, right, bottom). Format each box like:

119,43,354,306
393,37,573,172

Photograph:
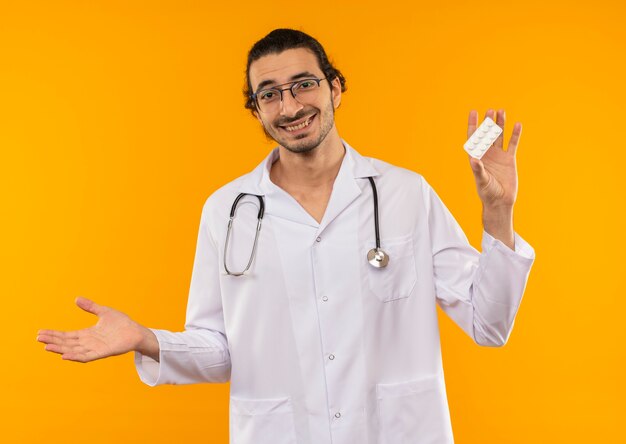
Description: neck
271,128,345,190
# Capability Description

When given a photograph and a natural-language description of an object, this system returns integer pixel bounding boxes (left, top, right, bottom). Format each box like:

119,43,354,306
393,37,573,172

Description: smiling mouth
279,114,316,133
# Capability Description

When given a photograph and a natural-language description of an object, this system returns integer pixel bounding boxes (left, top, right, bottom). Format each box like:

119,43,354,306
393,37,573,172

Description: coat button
322,296,328,302
334,412,341,418
329,354,335,360
316,236,322,242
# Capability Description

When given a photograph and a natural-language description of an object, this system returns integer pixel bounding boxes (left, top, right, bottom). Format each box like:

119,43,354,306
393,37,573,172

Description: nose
279,91,304,117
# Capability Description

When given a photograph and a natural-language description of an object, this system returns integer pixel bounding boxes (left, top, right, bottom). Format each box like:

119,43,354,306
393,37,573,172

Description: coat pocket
230,396,297,444
376,375,453,444
366,233,417,302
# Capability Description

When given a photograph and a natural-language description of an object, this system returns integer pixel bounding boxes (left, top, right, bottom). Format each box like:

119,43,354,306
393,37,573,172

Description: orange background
2,1,625,442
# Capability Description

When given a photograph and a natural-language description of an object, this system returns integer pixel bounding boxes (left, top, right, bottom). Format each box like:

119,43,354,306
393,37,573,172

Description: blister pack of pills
463,116,503,159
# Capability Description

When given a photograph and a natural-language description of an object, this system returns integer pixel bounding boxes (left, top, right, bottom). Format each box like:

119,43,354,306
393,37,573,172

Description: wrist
482,204,513,224
482,205,515,249
135,325,159,360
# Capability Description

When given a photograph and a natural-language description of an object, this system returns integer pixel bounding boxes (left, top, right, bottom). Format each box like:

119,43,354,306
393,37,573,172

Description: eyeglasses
251,78,327,113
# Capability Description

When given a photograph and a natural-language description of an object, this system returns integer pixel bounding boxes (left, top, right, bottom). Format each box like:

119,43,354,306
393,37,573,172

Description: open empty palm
37,297,144,363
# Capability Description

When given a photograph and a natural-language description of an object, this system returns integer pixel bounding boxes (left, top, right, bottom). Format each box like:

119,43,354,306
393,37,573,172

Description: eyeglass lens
255,79,324,112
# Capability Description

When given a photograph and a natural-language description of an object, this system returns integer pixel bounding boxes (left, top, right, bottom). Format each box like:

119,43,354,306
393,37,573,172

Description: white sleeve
426,183,535,346
134,202,231,385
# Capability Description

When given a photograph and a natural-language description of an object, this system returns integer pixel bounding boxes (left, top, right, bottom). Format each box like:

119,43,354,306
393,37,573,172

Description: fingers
40,340,84,357
37,331,81,352
75,296,105,316
38,297,107,363
62,351,98,363
37,329,79,340
467,110,478,139
42,342,74,355
37,331,97,363
469,157,490,188
37,329,82,347
37,332,77,344
507,122,522,156
472,108,520,155
61,353,88,363
484,108,496,121
37,330,80,354
492,109,505,150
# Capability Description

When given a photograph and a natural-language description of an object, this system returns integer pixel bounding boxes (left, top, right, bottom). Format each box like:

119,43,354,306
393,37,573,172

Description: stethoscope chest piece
367,248,389,268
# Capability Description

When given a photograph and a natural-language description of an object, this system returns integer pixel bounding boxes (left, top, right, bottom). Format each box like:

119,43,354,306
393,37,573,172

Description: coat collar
237,140,379,196
236,140,379,230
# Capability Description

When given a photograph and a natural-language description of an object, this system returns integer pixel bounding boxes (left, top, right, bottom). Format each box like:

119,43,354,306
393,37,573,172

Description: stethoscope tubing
224,194,264,276
367,176,381,250
224,176,386,275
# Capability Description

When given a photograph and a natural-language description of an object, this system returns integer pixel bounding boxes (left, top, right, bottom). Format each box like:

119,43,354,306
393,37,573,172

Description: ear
330,77,342,109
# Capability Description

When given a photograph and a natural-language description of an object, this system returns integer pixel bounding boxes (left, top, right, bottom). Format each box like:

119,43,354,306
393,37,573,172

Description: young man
38,29,535,443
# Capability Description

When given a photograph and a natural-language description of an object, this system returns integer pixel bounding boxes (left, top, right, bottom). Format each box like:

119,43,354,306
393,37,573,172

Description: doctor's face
249,48,341,154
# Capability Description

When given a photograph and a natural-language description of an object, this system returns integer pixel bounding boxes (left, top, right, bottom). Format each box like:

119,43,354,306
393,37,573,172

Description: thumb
469,157,489,187
75,296,105,316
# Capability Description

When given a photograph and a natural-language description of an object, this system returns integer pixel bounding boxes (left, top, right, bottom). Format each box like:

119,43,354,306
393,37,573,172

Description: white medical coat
135,141,535,444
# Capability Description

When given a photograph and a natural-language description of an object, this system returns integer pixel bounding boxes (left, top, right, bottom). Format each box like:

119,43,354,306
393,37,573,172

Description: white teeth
284,115,313,132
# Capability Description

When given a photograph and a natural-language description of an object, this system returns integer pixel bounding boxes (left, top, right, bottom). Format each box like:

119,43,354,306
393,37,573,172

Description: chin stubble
263,99,335,154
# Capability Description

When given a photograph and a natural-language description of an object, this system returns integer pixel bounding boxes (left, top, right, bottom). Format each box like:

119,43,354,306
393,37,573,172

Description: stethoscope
223,176,389,276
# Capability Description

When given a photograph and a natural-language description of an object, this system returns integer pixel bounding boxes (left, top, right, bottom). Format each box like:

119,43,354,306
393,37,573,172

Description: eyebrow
255,71,319,92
